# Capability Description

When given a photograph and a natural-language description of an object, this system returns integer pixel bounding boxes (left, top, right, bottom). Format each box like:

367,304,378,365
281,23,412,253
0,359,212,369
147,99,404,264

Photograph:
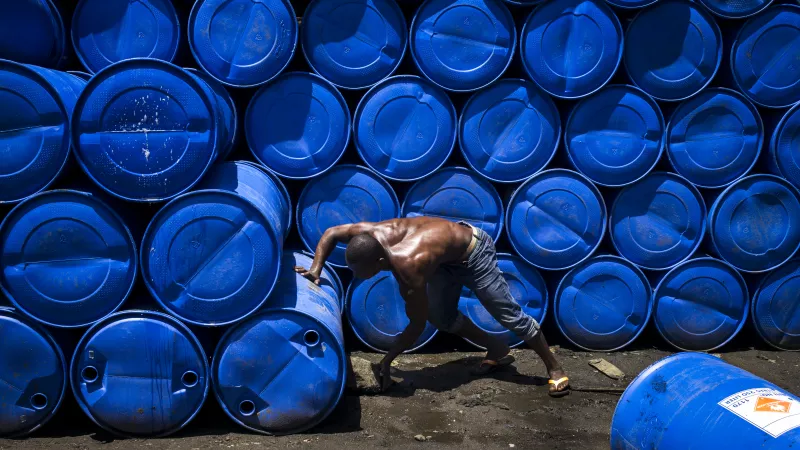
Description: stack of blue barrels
0,0,799,439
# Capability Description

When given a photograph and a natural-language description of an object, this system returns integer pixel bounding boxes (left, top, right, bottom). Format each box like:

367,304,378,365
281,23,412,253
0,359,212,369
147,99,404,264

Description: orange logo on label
754,397,792,414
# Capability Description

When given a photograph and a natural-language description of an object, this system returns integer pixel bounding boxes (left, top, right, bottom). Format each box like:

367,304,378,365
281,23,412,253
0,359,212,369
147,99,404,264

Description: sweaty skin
296,217,568,395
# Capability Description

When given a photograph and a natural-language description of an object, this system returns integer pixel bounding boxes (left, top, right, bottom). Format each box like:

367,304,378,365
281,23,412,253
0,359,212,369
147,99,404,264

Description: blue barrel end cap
0,0,65,68
753,259,800,351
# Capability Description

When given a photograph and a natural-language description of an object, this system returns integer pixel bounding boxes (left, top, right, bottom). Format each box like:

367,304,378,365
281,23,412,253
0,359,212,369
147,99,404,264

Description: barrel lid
0,60,71,204
246,72,350,179
521,0,622,99
0,190,137,328
212,308,346,435
141,190,282,326
732,5,800,108
346,273,439,353
566,85,664,187
753,259,800,351
654,257,749,351
402,167,504,241
0,0,65,68
772,103,800,190
611,173,706,271
458,253,547,349
297,165,399,268
555,255,652,351
410,0,516,92
301,0,407,90
354,75,456,181
72,59,219,202
507,169,606,270
624,0,722,102
72,0,180,74
186,68,238,159
0,307,65,437
709,174,800,273
667,88,762,189
189,0,297,88
70,310,208,438
459,79,560,183
699,0,772,18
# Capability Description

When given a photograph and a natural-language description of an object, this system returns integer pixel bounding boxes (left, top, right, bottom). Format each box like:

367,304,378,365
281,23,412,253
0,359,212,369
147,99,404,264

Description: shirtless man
295,217,570,397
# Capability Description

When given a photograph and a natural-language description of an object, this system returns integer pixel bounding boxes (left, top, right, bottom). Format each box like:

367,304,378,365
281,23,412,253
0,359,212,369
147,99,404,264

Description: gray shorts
426,224,541,342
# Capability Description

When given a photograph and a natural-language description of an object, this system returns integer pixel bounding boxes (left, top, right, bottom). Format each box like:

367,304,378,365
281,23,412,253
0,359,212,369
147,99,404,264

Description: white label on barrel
718,388,800,438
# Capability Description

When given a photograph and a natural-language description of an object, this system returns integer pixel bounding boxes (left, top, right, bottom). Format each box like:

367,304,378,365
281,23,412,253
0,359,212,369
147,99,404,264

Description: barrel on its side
753,260,800,351
71,310,209,438
0,0,65,67
699,0,772,18
770,104,800,191
611,353,800,449
186,68,238,159
0,307,65,437
213,251,346,435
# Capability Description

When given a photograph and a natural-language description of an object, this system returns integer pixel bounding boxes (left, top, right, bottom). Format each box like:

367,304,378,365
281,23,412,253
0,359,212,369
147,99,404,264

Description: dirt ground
3,332,799,450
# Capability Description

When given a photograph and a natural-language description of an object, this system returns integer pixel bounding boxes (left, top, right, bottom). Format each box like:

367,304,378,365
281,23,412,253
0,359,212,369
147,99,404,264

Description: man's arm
295,222,376,283
377,278,429,390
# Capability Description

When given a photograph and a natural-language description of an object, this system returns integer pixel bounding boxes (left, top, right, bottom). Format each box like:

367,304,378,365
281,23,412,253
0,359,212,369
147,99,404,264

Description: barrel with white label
611,353,800,449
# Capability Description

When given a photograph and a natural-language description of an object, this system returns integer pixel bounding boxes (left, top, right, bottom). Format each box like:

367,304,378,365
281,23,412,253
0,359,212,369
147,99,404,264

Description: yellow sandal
548,376,570,398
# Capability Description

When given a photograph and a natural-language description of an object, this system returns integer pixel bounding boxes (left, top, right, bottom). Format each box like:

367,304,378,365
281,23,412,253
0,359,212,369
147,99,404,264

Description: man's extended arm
295,222,375,283
377,278,429,390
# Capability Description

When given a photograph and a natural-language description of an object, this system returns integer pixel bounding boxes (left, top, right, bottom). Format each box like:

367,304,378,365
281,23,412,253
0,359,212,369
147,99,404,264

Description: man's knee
428,312,466,334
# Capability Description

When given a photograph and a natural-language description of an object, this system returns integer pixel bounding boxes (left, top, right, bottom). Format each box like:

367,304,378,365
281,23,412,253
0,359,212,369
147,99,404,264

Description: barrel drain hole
81,366,99,383
182,371,199,388
30,393,48,410
304,329,321,347
239,400,256,416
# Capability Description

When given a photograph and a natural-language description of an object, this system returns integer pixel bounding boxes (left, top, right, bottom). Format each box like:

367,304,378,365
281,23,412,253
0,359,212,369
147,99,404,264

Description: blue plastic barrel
699,0,772,18
653,257,749,351
0,60,86,204
213,250,346,435
459,79,560,183
347,273,439,353
354,75,456,181
285,250,343,308
68,71,92,81
624,0,722,102
753,260,800,351
0,307,65,437
604,0,657,8
554,255,652,351
189,0,298,88
302,0,407,90
507,169,606,271
0,0,65,68
72,59,223,202
770,104,800,190
246,72,350,179
732,5,800,109
71,310,208,438
668,88,762,189
611,353,800,449
0,190,136,328
186,68,238,159
565,85,664,187
611,173,706,270
458,253,547,350
410,0,516,92
72,0,180,74
521,0,622,99
402,167,504,241
297,165,399,268
709,175,800,273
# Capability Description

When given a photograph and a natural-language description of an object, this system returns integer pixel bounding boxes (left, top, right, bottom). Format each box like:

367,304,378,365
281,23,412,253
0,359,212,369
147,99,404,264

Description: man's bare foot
548,367,570,398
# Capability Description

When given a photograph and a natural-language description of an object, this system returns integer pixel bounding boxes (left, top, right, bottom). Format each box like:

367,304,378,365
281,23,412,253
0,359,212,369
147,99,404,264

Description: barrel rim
69,309,209,438
400,166,505,241
666,87,763,189
245,71,351,180
13,0,67,68
409,0,518,93
139,189,282,327
71,0,181,74
698,0,773,18
708,173,800,273
300,0,409,91
0,189,138,328
554,254,653,351
296,164,400,268
185,67,239,159
210,307,347,435
506,168,608,271
609,171,707,271
623,0,723,102
752,257,800,351
458,78,562,183
565,84,665,187
0,307,67,438
653,256,749,352
603,0,659,10
296,248,345,304
520,0,624,100
232,160,293,239
769,101,800,186
71,58,221,203
353,74,457,181
345,276,439,353
187,0,298,88
0,59,73,204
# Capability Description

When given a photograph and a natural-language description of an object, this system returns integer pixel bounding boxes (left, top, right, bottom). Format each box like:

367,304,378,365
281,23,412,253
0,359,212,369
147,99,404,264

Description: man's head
346,234,387,279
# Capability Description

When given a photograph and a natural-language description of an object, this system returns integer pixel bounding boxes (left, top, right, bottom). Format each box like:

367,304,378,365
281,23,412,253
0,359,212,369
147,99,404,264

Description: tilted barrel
753,260,800,351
